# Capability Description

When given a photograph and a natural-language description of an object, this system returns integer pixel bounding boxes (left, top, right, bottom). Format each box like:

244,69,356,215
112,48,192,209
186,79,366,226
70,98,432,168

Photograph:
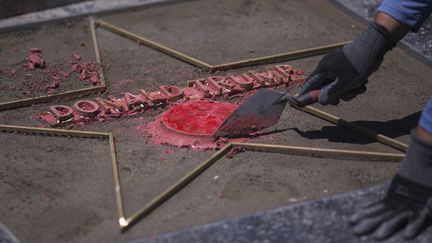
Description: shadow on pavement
293,111,421,144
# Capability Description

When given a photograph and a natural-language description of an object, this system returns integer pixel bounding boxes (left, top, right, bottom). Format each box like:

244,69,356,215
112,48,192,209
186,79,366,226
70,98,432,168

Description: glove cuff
388,174,432,208
343,22,397,74
369,22,398,49
398,130,432,187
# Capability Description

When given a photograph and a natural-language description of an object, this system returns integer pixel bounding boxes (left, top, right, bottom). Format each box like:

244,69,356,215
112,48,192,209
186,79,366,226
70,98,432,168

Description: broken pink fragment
79,69,87,80
72,53,81,61
27,53,46,70
70,55,100,86
71,63,79,72
37,112,57,125
89,75,100,85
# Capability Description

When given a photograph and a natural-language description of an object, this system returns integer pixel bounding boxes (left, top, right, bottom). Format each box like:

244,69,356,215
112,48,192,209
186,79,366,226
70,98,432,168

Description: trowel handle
293,90,320,107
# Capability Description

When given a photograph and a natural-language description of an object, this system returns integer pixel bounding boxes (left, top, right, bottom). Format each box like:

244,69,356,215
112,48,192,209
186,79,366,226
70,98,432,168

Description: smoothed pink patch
143,100,246,150
162,100,237,136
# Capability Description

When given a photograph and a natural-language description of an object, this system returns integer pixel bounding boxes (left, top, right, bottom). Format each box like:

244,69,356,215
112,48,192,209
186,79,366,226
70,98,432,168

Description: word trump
41,65,305,126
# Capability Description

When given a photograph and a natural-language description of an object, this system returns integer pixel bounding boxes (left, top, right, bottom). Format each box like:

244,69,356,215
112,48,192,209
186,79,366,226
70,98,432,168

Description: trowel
213,88,320,138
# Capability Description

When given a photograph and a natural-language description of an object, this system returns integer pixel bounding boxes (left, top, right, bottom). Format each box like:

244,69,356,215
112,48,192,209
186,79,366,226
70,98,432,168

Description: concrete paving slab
127,183,432,243
0,0,176,33
0,133,116,243
0,222,20,243
101,0,359,65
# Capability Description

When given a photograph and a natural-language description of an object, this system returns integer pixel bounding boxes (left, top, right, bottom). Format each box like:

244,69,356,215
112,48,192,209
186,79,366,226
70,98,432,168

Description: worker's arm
297,13,402,106
346,1,432,240
296,0,432,240
296,0,432,106
350,101,432,240
378,0,432,33
374,12,410,41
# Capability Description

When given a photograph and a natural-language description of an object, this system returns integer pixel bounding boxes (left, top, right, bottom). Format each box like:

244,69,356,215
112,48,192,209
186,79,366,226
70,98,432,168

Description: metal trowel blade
214,89,289,138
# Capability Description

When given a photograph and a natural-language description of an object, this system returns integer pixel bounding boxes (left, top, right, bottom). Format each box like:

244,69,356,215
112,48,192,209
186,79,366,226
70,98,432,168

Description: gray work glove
298,22,396,105
350,131,432,240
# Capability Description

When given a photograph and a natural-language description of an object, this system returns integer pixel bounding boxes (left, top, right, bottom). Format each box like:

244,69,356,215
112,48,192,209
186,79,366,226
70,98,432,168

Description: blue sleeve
419,98,432,133
378,0,432,31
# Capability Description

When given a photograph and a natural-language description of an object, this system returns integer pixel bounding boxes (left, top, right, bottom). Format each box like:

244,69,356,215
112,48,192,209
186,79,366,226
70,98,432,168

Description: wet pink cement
142,100,247,150
162,100,237,136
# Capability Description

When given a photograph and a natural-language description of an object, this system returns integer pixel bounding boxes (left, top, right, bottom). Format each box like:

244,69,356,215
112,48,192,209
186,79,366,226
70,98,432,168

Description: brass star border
0,14,409,233
94,19,351,72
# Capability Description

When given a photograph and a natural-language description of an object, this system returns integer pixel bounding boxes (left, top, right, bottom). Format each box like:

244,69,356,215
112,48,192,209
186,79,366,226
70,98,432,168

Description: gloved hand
298,22,396,105
350,130,432,240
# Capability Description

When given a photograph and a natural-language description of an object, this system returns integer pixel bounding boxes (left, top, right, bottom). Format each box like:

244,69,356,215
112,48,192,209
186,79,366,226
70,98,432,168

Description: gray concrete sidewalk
128,183,432,243
0,0,175,32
